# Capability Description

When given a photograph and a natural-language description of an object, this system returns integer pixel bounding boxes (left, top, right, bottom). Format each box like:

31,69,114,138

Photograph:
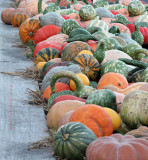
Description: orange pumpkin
70,104,113,137
1,8,16,24
11,12,28,27
42,82,71,102
97,72,128,90
46,100,85,129
19,18,42,44
116,8,129,17
69,13,81,21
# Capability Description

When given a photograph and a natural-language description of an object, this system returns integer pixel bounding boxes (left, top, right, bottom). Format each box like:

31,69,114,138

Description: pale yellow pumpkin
46,100,85,129
104,107,121,131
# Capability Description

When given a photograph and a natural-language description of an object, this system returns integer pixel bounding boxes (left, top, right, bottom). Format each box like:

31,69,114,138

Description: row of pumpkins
1,0,148,159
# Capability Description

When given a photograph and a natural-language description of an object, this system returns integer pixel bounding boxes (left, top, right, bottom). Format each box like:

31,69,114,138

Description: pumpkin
58,110,74,128
70,104,113,137
104,82,148,95
103,107,121,131
42,82,71,102
50,95,86,109
11,12,28,27
69,13,81,21
139,84,148,92
34,41,62,57
61,41,93,62
126,126,148,141
19,18,41,44
70,73,90,91
121,90,148,129
1,8,16,25
73,54,101,81
78,50,93,56
54,122,97,160
33,25,61,45
70,0,84,11
86,133,148,160
46,100,85,129
87,40,97,52
42,64,81,92
35,62,46,70
116,8,129,17
49,58,62,63
86,89,117,111
34,47,60,64
25,0,47,17
97,72,128,90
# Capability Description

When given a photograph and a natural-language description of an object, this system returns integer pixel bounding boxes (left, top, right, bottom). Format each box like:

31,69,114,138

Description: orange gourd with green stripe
34,47,60,64
73,54,101,81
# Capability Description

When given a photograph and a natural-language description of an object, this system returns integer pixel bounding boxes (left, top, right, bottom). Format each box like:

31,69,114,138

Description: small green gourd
132,25,144,45
141,67,148,82
50,71,96,98
109,26,120,34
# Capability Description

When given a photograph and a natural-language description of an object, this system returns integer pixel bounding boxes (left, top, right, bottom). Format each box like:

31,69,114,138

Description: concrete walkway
0,0,54,159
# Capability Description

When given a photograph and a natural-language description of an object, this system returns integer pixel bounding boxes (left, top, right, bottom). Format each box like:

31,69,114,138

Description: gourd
61,19,82,35
11,12,28,27
39,12,65,27
112,36,127,46
54,122,97,160
100,60,129,77
104,82,148,95
86,26,102,34
69,28,91,38
97,72,128,90
105,4,127,10
19,18,42,44
92,31,107,41
134,15,148,25
33,25,61,45
73,54,101,81
132,25,144,45
93,41,105,64
118,33,139,44
69,104,113,137
141,67,148,82
42,64,81,92
34,47,60,64
93,0,109,8
121,90,148,129
95,7,114,18
128,0,145,16
111,14,132,25
86,16,109,31
50,70,96,98
123,43,148,60
79,5,96,21
86,133,148,160
109,26,120,34
70,0,85,11
85,89,117,111
55,8,79,15
61,41,93,62
46,100,85,129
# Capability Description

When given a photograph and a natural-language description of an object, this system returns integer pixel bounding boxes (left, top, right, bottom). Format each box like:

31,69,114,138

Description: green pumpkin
93,0,109,8
86,89,117,111
73,54,101,81
111,14,132,25
132,25,144,45
100,60,129,77
79,5,96,21
141,67,148,82
109,26,120,34
128,0,145,16
69,28,91,38
120,90,148,129
61,19,81,35
54,122,97,160
34,47,60,64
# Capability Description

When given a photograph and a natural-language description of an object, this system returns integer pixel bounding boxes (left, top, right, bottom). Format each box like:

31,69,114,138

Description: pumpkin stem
61,128,69,140
29,32,33,37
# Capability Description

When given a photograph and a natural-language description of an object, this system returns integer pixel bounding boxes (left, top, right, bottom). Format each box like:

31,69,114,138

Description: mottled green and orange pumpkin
11,12,28,27
19,18,42,44
34,47,60,64
73,54,101,81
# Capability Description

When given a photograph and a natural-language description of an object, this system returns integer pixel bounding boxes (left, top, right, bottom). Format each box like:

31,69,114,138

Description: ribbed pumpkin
61,41,94,62
42,82,71,102
103,107,121,131
97,72,128,90
1,8,16,25
19,18,41,44
11,12,28,27
50,95,86,109
47,100,85,129
70,104,113,137
33,25,61,45
70,73,90,91
54,122,97,160
34,41,62,57
34,47,60,64
35,62,46,70
86,133,148,160
73,54,101,81
78,50,93,56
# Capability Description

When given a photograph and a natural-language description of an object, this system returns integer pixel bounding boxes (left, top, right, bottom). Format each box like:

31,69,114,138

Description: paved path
0,0,54,159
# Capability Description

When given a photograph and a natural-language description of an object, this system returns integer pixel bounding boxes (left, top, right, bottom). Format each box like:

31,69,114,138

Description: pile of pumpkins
1,0,148,159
